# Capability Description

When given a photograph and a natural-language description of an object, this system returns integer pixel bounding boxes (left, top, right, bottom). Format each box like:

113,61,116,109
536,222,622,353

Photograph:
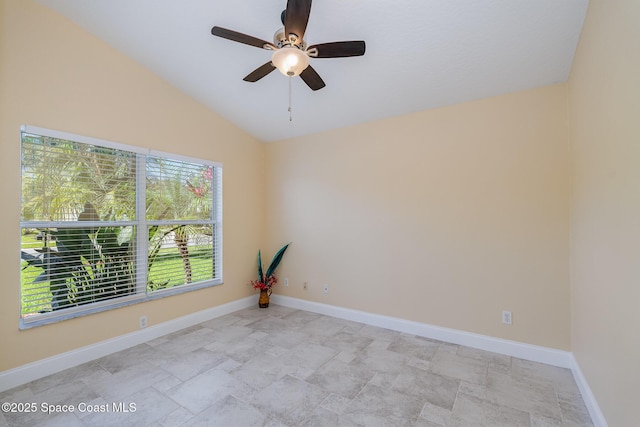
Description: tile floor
0,305,593,426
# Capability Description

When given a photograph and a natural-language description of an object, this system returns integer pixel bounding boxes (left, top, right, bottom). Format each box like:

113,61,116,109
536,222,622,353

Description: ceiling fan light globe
271,47,309,77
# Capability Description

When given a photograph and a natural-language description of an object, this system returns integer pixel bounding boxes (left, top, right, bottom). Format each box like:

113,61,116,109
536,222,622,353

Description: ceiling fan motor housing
273,28,306,50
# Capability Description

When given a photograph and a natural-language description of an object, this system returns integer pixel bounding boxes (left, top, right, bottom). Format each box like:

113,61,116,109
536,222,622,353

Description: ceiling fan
211,0,366,91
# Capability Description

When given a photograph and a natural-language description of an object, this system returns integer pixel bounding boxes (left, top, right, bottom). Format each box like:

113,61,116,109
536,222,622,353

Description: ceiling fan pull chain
288,76,293,121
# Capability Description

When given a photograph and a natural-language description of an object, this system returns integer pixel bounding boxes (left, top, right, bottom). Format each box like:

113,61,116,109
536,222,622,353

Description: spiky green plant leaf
265,243,290,278
257,250,264,282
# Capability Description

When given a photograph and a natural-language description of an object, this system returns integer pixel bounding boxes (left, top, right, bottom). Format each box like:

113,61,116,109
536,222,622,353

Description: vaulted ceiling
36,0,589,142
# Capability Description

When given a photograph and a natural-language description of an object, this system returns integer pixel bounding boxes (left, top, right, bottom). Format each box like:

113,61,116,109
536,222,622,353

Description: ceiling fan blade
307,41,366,58
243,62,276,82
299,65,325,91
211,26,276,50
284,0,312,42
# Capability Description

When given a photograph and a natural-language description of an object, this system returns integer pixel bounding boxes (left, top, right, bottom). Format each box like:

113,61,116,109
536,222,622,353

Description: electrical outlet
303,281,308,290
139,315,147,329
502,310,512,325
284,277,289,287
322,284,329,293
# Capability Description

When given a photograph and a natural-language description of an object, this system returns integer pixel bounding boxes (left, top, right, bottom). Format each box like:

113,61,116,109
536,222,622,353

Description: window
19,126,222,328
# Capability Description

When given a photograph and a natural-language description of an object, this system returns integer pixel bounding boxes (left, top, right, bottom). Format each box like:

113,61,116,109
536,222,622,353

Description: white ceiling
36,0,588,142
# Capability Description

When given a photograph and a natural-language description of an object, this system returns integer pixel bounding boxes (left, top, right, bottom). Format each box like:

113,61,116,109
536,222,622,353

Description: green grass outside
21,245,214,316
21,232,51,249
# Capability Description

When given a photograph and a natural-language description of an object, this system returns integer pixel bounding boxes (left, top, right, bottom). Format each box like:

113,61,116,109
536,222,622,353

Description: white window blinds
145,156,221,292
19,126,222,327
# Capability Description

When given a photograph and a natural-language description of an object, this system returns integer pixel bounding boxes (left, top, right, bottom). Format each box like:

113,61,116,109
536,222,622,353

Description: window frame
19,125,223,329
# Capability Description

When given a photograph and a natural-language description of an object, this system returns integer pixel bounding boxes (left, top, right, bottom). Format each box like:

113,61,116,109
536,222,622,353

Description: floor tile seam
326,366,376,386
556,393,589,409
345,375,381,411
556,391,593,425
453,349,504,368
158,381,204,417
418,408,450,426
388,375,453,413
420,394,454,425
327,372,371,403
157,407,191,427
152,358,194,385
484,393,534,422
225,390,268,420
92,378,157,405
457,390,536,425
318,393,351,416
556,406,591,426
527,402,566,425
447,375,467,419
297,396,335,426
423,363,471,390
479,360,490,387
310,353,346,379
554,385,584,426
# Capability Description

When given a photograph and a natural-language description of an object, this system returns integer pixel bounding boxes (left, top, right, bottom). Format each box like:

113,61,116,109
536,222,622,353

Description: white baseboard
569,354,608,427
0,296,255,393
271,295,573,368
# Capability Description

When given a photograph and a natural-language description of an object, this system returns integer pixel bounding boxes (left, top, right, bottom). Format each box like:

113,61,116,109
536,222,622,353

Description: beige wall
8,3,635,423
0,0,265,371
568,0,640,425
266,84,571,350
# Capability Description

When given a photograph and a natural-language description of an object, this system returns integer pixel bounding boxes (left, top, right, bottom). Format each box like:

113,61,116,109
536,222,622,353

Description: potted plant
251,243,290,308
